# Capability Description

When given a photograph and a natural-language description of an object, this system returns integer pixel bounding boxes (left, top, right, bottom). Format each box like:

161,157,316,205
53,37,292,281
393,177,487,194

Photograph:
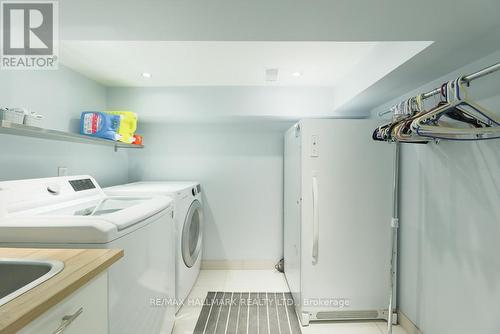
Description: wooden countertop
0,248,123,334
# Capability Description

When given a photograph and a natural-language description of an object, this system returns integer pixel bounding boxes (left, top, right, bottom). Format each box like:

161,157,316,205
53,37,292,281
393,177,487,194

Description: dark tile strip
196,292,302,334
267,293,279,334
226,292,240,334
285,293,302,334
276,293,291,334
237,292,249,334
193,291,217,334
205,291,225,334
248,292,259,334
215,292,232,334
258,292,269,334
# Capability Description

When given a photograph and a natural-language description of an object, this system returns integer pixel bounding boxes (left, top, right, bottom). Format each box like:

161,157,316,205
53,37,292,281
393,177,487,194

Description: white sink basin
0,258,64,307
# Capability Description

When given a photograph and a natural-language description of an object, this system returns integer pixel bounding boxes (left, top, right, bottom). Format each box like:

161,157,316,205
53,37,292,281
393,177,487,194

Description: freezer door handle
312,173,319,264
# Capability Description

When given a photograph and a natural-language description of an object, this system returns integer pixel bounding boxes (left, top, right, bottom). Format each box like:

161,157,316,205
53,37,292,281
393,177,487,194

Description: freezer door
299,119,394,318
284,124,302,305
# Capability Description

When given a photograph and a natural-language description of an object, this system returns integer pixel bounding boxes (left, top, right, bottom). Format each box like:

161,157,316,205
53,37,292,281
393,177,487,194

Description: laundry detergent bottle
106,111,138,144
80,112,121,141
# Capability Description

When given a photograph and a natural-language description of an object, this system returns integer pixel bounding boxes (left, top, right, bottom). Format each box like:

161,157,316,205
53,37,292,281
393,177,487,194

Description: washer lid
39,196,173,230
105,181,199,195
0,176,174,243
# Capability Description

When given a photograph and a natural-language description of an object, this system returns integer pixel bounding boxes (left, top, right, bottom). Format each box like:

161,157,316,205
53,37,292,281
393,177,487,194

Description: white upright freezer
284,119,396,326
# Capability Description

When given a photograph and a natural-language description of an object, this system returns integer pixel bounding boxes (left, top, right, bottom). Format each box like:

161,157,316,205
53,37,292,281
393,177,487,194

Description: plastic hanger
412,77,500,140
392,95,430,143
374,97,423,142
373,102,405,142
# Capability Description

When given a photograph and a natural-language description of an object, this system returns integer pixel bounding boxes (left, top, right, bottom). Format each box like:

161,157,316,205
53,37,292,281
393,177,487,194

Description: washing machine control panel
69,178,96,192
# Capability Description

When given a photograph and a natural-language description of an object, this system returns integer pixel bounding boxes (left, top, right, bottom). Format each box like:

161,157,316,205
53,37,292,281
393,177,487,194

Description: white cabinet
20,273,108,334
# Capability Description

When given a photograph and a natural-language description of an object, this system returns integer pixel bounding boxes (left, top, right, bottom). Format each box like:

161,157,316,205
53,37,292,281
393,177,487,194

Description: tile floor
173,270,407,334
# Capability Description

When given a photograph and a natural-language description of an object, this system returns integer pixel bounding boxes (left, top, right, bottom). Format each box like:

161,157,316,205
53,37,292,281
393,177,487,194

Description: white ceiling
55,0,500,114
60,41,429,88
60,41,371,86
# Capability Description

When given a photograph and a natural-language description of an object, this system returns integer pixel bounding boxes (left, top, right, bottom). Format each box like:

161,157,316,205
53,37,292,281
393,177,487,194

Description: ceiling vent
265,68,279,82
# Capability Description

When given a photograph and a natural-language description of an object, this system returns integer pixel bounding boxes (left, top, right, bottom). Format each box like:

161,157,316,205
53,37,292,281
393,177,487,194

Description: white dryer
105,181,203,312
0,176,176,334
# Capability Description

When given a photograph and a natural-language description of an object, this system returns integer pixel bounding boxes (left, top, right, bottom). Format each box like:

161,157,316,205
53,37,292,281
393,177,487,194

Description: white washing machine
105,181,203,312
0,176,176,334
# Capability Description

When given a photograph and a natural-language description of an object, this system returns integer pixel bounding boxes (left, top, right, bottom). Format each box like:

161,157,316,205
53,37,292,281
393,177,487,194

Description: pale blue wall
0,65,129,187
371,49,500,334
107,86,350,262
125,121,291,262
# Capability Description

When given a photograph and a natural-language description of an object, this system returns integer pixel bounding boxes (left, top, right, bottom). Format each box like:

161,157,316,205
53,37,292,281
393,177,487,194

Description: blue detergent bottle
80,112,121,141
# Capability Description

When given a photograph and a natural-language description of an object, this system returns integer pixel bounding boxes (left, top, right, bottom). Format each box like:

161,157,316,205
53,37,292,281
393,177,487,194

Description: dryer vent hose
275,258,284,273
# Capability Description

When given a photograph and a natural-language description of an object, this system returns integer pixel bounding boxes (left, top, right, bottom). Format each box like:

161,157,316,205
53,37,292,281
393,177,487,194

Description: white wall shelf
0,120,144,150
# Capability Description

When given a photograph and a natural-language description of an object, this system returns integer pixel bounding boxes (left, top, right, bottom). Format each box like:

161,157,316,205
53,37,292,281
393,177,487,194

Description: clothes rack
387,143,400,334
379,61,500,334
378,62,500,117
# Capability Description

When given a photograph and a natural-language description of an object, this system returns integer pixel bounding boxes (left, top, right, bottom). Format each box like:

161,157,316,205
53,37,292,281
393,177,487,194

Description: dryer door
182,200,203,268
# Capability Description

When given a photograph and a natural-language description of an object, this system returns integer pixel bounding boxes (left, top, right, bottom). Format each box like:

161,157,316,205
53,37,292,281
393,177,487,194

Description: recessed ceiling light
292,71,302,77
142,72,152,78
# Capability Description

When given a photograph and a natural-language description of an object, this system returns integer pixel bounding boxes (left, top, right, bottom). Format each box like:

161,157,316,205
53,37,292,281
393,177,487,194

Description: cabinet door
20,272,108,334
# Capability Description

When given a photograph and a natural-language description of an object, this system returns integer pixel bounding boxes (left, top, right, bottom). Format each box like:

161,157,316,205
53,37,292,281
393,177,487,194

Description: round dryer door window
182,199,203,268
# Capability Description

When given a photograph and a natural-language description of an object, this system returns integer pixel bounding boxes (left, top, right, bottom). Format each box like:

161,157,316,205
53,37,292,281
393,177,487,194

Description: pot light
142,72,152,78
292,71,303,77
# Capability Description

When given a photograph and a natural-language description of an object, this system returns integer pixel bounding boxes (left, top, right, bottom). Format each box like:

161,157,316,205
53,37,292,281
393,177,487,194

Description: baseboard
398,311,423,334
201,260,277,270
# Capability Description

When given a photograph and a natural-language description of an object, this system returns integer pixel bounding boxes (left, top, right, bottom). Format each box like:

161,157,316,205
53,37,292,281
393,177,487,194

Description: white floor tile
302,321,383,334
193,270,229,289
224,269,289,292
375,321,407,334
173,290,205,334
